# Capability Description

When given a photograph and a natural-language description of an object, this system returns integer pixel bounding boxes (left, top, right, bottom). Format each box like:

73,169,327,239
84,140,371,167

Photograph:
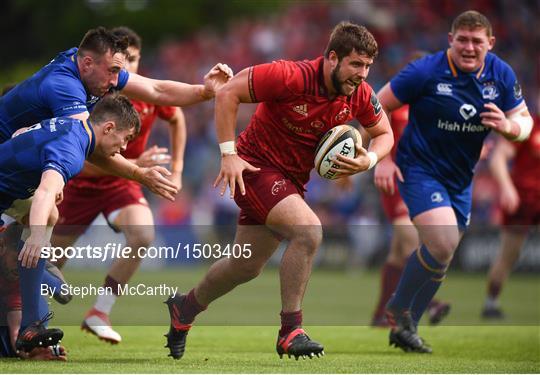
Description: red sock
279,310,302,337
104,275,120,296
181,289,207,324
488,281,502,299
373,262,403,319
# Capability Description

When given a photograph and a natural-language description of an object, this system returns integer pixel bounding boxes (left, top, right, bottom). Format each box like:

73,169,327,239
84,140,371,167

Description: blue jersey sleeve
116,69,130,91
42,137,85,183
497,61,524,112
40,74,88,117
390,58,430,105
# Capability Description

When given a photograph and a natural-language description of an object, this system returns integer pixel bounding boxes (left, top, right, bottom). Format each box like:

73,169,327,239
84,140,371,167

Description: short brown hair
111,26,142,50
78,27,129,57
89,93,140,134
324,22,378,60
451,10,492,37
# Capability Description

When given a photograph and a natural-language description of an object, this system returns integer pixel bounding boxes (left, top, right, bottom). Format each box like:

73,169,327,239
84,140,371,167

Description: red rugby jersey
69,101,177,190
236,56,382,189
510,117,540,195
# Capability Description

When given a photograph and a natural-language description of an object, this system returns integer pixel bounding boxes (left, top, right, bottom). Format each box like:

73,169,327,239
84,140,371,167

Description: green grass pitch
1,267,538,373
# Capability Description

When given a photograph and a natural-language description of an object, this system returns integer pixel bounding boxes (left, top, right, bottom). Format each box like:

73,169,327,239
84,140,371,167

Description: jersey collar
446,49,485,79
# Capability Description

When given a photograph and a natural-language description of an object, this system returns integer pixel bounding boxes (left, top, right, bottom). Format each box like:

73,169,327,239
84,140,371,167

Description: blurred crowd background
1,0,538,269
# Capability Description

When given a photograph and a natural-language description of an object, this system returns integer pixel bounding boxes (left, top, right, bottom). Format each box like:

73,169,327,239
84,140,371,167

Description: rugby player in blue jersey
374,10,534,353
0,26,232,201
0,94,140,356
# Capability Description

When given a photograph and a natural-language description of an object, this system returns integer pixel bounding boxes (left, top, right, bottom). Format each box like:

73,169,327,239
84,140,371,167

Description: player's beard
330,62,354,97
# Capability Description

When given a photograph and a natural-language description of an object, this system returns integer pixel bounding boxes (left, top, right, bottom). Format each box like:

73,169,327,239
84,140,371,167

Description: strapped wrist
367,151,378,170
219,141,237,156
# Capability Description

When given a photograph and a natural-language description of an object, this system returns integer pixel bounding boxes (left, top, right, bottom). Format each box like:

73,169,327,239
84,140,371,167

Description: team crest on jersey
87,96,100,107
431,192,444,203
436,83,453,96
459,104,477,120
482,84,499,100
310,120,324,129
335,107,351,123
513,82,523,100
271,179,287,196
370,92,382,115
292,104,308,117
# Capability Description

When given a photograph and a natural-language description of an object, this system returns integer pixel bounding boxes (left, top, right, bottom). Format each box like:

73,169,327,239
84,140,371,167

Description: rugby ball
314,124,361,179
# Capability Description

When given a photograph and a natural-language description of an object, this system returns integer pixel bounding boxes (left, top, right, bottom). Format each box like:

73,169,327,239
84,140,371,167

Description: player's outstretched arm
121,64,233,107
489,137,519,214
213,68,260,198
18,170,64,268
87,152,178,201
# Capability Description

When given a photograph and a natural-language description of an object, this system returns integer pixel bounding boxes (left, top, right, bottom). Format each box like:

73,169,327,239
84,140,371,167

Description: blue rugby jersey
0,48,129,142
0,117,95,212
392,50,523,191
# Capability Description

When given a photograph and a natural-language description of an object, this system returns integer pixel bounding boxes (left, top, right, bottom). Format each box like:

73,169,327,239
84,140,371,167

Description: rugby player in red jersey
372,103,451,327
482,116,540,319
163,22,393,360
51,27,186,344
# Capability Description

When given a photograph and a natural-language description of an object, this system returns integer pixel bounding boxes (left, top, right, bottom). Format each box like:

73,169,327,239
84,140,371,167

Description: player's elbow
215,84,240,106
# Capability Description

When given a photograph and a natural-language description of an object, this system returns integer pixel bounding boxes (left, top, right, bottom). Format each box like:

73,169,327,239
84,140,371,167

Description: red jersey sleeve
248,60,301,102
156,105,177,121
353,82,383,128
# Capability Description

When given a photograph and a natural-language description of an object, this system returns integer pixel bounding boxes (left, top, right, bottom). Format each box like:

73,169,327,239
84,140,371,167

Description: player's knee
290,225,323,255
126,229,155,250
425,235,459,262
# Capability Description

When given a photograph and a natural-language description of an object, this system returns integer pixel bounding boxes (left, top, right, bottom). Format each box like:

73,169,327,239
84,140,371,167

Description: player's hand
19,345,67,361
480,103,513,137
330,143,370,177
373,156,404,195
135,166,178,201
136,146,171,167
213,154,260,199
18,234,47,268
499,184,520,214
202,63,234,99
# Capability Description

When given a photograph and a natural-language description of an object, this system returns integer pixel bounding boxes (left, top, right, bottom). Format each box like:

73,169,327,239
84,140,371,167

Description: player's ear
81,55,93,71
447,32,454,45
328,51,339,69
103,121,115,135
488,36,495,50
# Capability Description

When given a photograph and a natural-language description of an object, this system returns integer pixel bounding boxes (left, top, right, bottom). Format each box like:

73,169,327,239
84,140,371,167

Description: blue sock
387,245,447,311
17,240,46,329
42,267,64,296
411,273,445,325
